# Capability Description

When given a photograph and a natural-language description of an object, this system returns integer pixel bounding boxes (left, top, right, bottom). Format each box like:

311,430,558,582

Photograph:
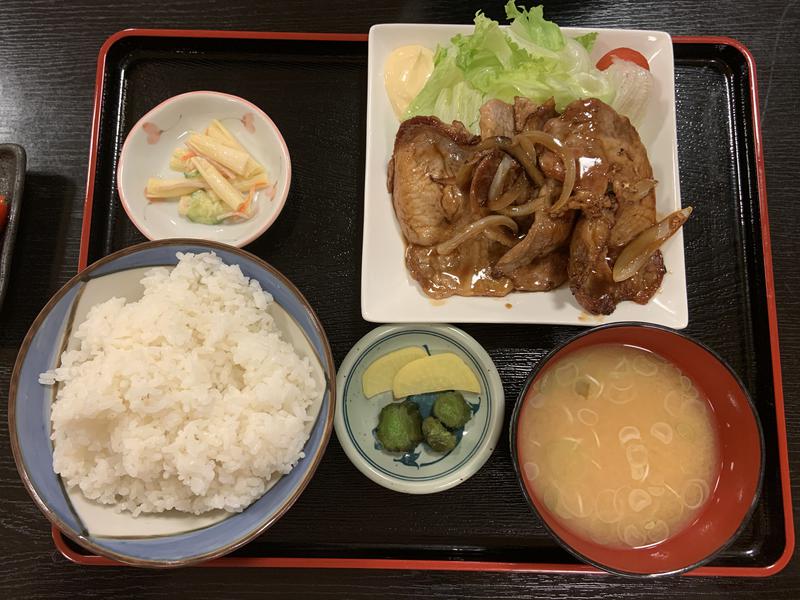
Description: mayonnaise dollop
384,45,434,119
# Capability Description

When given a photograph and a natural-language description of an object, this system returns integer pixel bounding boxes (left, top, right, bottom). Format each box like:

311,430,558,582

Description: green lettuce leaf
574,32,598,51
403,45,463,117
403,3,610,132
504,2,565,51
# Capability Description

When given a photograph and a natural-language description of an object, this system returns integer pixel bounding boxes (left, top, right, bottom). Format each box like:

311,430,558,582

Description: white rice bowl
40,251,318,516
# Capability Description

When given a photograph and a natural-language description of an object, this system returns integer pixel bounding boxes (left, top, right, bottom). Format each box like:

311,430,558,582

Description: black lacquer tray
0,143,26,309
56,30,792,576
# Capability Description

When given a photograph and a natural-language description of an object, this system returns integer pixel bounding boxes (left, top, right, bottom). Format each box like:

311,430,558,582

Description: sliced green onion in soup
608,358,634,391
532,371,551,393
658,488,685,521
681,399,707,420
613,357,629,371
644,519,670,544
681,381,700,400
577,408,599,426
676,422,695,442
613,485,633,515
596,488,622,524
683,479,710,509
628,488,653,512
541,484,560,513
632,355,658,377
626,443,648,465
573,374,603,400
591,429,602,448
555,362,580,386
618,425,641,445
588,517,621,545
664,390,683,417
523,461,540,481
554,497,575,521
622,523,647,547
607,384,636,404
528,393,546,409
650,422,674,444
560,486,594,519
626,443,649,481
630,462,650,482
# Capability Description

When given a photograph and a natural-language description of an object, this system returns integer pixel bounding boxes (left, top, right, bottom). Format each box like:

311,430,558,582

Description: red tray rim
67,28,793,576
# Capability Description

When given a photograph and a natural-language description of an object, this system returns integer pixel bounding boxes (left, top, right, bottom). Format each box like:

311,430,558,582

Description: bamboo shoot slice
145,178,205,199
230,174,269,193
206,120,264,177
206,119,244,151
169,147,196,172
186,133,250,176
191,157,243,210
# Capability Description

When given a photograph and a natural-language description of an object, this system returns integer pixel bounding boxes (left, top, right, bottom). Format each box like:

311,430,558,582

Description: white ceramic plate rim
117,90,292,248
362,24,687,328
334,323,504,494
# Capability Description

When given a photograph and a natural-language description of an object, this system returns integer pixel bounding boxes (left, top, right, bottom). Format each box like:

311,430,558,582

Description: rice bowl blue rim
8,239,336,567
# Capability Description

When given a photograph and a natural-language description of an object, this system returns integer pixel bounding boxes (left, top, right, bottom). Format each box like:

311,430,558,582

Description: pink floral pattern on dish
241,112,255,133
142,122,163,144
142,114,182,144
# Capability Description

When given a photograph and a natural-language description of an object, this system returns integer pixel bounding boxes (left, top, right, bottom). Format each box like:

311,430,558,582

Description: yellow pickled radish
392,353,480,398
361,346,427,398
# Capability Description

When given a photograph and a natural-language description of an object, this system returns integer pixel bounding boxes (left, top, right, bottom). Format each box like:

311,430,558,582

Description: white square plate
362,24,687,328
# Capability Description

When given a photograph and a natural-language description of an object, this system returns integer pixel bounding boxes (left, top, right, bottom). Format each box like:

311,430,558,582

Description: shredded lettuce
574,32,598,51
404,2,612,132
505,3,565,51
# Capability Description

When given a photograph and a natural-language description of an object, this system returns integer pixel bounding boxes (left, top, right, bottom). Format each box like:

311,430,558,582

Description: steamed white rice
40,251,318,516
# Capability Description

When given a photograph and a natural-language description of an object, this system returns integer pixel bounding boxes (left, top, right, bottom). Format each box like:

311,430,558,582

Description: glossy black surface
69,35,783,570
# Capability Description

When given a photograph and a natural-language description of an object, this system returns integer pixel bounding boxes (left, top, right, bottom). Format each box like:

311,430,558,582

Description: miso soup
517,344,720,548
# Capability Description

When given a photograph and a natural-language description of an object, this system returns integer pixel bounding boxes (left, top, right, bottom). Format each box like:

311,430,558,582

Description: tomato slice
596,48,650,71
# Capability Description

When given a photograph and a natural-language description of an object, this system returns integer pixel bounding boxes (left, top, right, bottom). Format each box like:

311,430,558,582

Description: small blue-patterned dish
9,239,334,567
334,324,504,494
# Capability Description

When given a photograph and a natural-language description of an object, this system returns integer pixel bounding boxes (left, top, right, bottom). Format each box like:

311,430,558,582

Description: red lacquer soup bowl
509,323,764,577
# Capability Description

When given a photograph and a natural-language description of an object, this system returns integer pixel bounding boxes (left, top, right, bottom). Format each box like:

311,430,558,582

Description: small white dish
334,324,504,494
118,91,291,247
362,24,687,328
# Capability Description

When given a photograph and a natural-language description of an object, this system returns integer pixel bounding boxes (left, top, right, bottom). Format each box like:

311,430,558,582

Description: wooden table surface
1,0,798,597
